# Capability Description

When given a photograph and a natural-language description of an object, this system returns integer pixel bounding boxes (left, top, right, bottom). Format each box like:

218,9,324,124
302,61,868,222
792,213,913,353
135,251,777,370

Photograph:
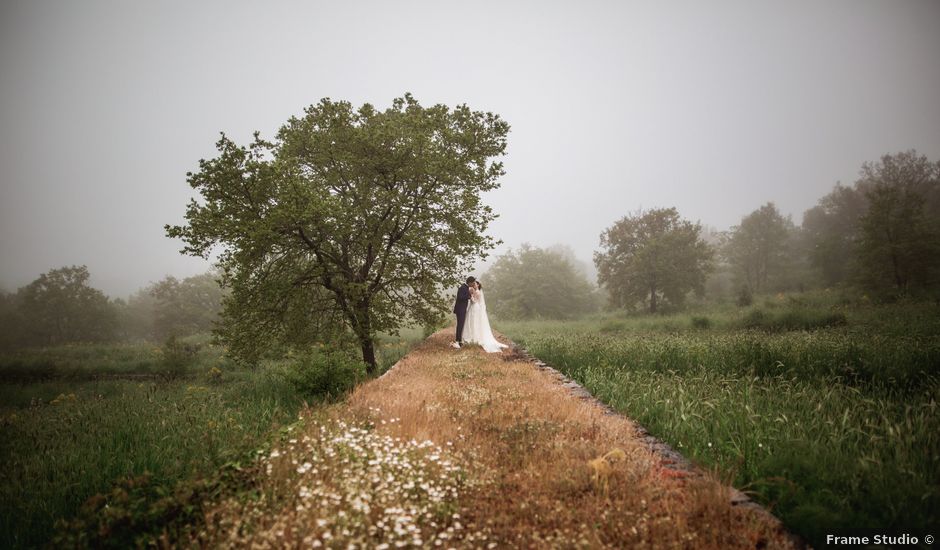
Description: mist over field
2,0,938,298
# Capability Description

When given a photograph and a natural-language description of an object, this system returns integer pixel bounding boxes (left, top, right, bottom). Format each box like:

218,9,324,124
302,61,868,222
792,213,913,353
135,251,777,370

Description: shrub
690,316,712,330
51,465,253,549
280,347,366,399
741,308,767,328
208,365,223,383
160,335,199,378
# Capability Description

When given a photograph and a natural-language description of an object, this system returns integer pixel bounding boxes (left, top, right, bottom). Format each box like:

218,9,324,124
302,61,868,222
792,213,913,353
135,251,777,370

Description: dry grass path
190,330,803,549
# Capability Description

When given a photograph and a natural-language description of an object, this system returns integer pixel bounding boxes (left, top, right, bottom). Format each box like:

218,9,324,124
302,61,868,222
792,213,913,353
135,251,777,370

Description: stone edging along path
380,331,807,549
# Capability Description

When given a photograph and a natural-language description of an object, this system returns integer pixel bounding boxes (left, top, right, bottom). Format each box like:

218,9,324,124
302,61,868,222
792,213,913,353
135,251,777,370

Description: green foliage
165,93,509,372
690,315,711,329
113,287,159,341
722,202,796,294
277,347,367,399
0,327,423,548
0,346,306,549
802,183,868,286
421,311,448,339
803,150,940,293
50,470,235,549
739,307,848,332
483,243,598,320
0,342,181,382
595,207,714,313
857,153,940,292
6,265,117,348
149,271,227,340
160,335,201,378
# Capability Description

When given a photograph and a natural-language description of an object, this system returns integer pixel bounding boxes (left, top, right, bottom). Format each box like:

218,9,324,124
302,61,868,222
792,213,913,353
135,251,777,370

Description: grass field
497,292,940,546
0,330,420,549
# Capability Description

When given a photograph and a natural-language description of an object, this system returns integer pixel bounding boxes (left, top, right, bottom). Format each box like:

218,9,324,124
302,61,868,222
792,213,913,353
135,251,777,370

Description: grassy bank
0,332,419,549
497,295,940,546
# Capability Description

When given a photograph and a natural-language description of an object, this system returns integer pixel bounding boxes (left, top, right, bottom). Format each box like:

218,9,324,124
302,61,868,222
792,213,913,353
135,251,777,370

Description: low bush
50,468,251,549
278,347,367,400
690,316,712,329
160,335,200,378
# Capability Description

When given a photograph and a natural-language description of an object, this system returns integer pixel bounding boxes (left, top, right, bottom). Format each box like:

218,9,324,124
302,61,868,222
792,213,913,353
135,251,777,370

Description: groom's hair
466,276,476,284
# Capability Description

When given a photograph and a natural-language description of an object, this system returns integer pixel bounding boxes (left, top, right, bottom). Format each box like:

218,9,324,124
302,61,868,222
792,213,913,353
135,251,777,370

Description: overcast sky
2,1,938,298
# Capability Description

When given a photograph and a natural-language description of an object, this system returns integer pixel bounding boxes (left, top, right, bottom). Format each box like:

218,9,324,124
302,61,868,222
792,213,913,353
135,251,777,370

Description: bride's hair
476,281,483,290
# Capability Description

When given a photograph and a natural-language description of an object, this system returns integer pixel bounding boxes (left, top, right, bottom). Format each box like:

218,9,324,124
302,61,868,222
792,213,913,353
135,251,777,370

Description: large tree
594,208,714,313
482,244,599,320
801,183,868,287
722,202,794,294
802,150,940,291
15,265,117,346
855,151,940,291
166,94,509,372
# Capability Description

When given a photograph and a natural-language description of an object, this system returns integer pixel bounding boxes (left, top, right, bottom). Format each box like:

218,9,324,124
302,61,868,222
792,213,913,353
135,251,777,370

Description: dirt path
191,330,803,549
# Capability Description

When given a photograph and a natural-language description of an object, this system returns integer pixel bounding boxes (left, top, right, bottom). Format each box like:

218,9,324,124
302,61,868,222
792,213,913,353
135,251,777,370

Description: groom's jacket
453,284,470,314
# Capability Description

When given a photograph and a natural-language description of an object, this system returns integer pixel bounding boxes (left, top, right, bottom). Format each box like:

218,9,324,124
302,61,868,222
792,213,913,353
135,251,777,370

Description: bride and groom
451,276,509,353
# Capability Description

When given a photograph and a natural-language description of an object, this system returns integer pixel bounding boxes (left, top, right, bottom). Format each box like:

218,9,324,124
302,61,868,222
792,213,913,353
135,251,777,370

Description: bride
462,280,509,353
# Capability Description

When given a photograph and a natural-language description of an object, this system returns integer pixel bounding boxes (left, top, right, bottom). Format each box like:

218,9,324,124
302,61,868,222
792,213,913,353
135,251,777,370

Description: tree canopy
149,271,227,340
482,244,599,320
594,208,713,313
722,202,795,294
8,265,117,347
855,151,940,291
166,94,509,371
802,150,940,294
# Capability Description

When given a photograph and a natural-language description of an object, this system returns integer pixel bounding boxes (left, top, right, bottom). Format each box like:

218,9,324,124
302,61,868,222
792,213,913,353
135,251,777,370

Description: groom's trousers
455,304,468,342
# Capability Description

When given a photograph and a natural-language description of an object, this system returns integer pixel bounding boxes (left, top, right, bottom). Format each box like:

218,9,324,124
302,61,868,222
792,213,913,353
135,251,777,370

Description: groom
451,276,475,349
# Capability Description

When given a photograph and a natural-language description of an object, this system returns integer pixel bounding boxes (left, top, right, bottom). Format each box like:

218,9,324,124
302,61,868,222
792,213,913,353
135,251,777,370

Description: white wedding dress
463,289,509,353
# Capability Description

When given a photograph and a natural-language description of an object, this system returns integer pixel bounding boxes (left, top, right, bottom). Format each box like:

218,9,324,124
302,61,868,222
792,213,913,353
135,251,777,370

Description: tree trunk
351,304,378,374
649,284,658,314
360,338,377,375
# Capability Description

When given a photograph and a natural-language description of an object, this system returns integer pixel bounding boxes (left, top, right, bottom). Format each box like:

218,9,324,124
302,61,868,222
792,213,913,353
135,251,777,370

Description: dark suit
453,283,470,342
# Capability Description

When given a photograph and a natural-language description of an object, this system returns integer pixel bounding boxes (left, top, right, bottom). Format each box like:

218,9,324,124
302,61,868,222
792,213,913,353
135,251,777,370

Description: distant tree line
481,244,602,320
589,149,940,313
0,266,226,351
803,150,940,292
480,149,940,318
2,150,935,346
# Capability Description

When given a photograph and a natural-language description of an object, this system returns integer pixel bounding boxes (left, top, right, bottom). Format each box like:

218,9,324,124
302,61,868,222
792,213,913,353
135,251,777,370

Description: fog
2,0,938,298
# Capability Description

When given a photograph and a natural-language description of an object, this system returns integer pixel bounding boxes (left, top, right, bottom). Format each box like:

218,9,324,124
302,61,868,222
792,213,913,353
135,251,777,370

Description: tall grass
0,333,422,548
498,298,940,546
0,366,304,548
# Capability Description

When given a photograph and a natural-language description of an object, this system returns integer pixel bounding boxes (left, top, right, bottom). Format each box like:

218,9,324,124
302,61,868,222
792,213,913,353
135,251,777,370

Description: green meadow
498,291,940,546
0,331,419,549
